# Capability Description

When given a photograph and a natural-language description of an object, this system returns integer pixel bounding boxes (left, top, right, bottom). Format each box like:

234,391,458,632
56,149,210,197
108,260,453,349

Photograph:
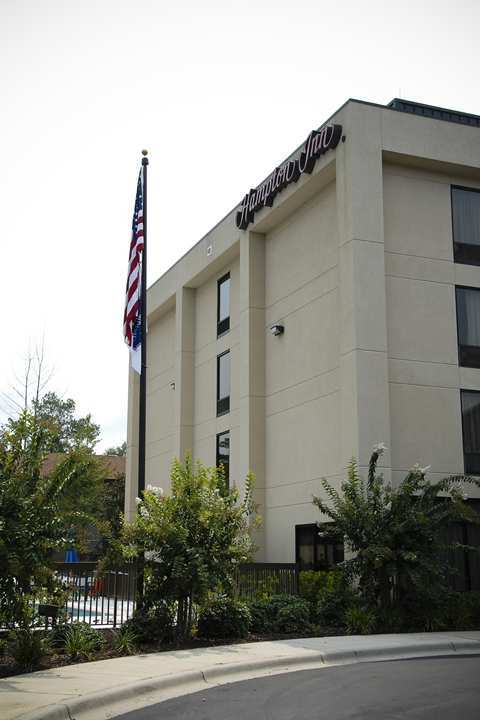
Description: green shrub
9,628,51,671
61,623,105,660
299,570,330,606
275,596,310,633
299,570,358,627
316,572,356,627
248,597,276,634
248,595,310,635
344,606,377,635
112,626,139,655
122,601,175,644
197,595,251,639
442,591,480,631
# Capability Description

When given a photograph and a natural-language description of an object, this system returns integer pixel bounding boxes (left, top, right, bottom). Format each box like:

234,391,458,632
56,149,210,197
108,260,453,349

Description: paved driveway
115,655,480,720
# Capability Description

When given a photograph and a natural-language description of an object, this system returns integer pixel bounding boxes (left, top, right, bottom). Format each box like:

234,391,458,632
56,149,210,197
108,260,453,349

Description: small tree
120,457,258,641
0,413,85,627
313,445,480,617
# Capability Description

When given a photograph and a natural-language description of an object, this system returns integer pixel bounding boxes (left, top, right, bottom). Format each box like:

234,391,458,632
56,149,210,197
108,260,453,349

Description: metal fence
34,561,298,628
54,562,137,627
236,563,299,600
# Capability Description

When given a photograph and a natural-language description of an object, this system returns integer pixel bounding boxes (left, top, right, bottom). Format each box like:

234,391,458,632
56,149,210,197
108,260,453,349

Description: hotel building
126,97,480,588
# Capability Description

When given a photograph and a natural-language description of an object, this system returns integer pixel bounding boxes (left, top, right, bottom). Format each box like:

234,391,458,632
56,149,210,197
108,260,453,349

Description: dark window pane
295,524,344,571
216,431,230,486
453,187,480,265
456,287,480,367
217,274,230,336
217,351,230,415
461,390,480,474
467,521,480,591
296,526,315,570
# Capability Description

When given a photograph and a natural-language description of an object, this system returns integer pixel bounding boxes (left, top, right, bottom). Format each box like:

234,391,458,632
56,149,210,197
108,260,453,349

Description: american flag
123,169,144,372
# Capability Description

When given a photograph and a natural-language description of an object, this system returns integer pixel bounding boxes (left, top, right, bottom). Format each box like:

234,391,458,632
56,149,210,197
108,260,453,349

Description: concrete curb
17,638,480,720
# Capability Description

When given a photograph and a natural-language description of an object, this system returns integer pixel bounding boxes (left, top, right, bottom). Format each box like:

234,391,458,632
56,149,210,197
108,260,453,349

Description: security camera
270,323,285,336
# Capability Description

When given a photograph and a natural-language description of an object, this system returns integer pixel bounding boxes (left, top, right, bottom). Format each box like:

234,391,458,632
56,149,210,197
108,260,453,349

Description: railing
54,562,137,628
7,561,298,629
236,563,299,599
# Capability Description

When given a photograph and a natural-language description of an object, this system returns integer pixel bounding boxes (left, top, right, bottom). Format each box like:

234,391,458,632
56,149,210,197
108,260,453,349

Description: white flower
373,442,387,455
412,463,430,475
146,484,163,497
139,506,149,519
135,497,142,505
462,492,468,501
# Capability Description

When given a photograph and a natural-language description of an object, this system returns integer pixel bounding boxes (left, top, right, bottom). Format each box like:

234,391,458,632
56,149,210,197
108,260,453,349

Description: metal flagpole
137,149,148,604
138,149,148,500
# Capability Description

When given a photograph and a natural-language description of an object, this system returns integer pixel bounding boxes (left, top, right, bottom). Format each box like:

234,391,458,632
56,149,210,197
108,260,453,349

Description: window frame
216,350,230,416
460,389,480,476
217,272,231,338
216,430,230,487
452,184,480,266
455,285,480,368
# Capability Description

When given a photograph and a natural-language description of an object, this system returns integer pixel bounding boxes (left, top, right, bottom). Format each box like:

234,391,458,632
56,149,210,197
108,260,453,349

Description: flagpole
138,150,148,500
137,150,148,605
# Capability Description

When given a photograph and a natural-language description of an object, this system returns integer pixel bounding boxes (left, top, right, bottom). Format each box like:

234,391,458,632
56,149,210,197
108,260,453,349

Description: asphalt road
116,655,480,720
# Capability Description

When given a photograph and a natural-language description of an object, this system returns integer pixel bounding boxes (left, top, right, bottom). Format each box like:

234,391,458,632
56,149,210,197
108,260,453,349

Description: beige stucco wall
264,182,341,561
193,257,240,480
384,165,480,496
145,308,176,493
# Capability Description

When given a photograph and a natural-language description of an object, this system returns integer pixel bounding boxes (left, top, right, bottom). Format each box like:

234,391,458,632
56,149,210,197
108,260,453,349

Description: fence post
113,571,118,628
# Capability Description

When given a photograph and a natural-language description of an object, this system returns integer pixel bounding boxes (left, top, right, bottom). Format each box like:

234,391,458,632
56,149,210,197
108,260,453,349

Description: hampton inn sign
236,123,343,230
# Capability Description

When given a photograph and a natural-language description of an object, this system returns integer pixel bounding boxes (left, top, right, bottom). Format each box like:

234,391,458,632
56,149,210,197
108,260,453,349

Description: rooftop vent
388,98,480,128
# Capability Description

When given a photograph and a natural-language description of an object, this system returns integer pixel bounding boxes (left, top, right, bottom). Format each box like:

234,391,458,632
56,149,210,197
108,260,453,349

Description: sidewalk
2,631,480,720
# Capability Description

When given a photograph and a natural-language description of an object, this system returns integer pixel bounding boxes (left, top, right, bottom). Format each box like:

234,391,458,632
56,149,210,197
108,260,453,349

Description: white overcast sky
1,0,479,451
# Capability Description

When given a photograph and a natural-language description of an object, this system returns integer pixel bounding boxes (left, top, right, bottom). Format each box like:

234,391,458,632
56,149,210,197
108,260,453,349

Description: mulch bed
0,628,342,679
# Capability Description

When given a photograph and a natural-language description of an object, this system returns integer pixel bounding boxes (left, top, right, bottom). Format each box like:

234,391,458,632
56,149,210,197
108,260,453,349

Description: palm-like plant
313,445,480,613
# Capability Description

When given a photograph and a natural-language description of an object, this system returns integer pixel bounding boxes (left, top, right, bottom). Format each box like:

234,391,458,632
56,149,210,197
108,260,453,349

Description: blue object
65,548,78,562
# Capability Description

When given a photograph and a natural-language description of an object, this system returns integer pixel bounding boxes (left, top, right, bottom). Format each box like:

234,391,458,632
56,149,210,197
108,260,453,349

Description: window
295,524,344,571
452,186,480,265
456,287,480,368
442,501,480,591
461,390,480,475
217,273,230,337
216,431,230,486
216,350,230,415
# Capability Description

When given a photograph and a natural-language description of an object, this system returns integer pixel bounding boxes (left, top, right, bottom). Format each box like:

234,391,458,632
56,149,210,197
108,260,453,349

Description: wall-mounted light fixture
270,323,285,336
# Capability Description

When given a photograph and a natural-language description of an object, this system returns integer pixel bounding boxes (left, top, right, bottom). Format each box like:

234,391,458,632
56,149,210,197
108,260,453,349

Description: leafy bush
249,595,310,635
299,570,356,627
120,457,258,641
112,626,139,655
275,596,310,633
61,623,105,660
9,628,51,671
197,595,251,639
442,591,480,631
299,571,328,607
122,602,175,645
344,606,377,635
313,445,480,617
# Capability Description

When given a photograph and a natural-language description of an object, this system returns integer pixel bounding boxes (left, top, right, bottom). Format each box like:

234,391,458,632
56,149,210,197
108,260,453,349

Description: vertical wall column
336,103,392,475
239,231,266,560
174,286,195,462
125,366,140,521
